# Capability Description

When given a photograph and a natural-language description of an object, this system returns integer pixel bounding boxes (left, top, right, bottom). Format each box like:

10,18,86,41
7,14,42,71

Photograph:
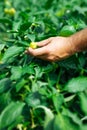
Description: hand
25,36,74,62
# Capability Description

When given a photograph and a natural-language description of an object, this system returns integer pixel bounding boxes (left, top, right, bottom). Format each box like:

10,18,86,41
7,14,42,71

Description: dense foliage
0,0,87,130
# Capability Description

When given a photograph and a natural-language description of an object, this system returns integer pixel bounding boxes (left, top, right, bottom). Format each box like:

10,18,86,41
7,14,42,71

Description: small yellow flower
29,42,37,49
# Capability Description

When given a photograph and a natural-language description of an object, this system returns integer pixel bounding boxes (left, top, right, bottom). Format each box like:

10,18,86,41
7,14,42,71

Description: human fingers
37,37,53,47
26,46,48,56
37,55,58,62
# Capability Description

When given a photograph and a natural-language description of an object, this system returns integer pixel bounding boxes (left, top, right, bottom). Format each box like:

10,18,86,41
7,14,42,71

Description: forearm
70,28,87,53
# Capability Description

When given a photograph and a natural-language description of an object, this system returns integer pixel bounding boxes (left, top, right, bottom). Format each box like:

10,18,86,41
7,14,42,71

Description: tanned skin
25,28,87,62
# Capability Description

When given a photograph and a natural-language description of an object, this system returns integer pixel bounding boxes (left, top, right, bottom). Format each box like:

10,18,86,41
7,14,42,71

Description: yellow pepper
4,8,16,16
29,42,37,49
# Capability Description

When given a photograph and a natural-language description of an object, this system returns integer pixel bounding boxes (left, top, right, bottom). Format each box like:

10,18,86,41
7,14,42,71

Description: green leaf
11,66,23,80
45,0,54,9
0,18,12,24
62,108,82,126
15,79,26,92
0,63,8,71
0,102,25,129
0,44,5,51
35,105,54,129
2,46,23,63
64,77,87,93
34,66,43,79
0,78,12,94
53,113,81,130
58,56,78,69
25,92,41,107
20,22,31,31
79,93,87,114
44,118,54,130
52,93,64,112
22,65,35,75
24,34,35,42
45,109,82,130
0,92,11,112
59,25,76,37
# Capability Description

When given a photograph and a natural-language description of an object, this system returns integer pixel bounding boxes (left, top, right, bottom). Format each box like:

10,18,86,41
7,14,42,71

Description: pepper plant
0,0,87,130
